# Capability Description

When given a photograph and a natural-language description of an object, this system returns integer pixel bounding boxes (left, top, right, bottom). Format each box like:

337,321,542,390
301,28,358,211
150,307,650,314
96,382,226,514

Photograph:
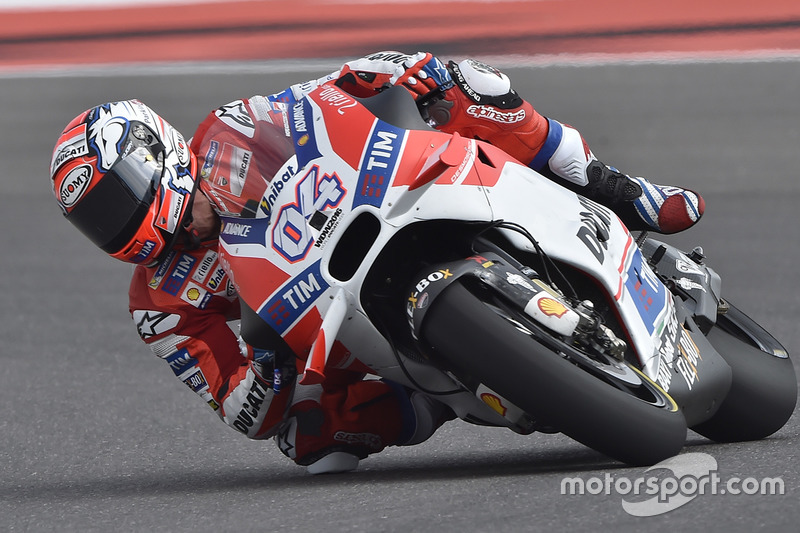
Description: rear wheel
421,281,687,466
691,302,797,442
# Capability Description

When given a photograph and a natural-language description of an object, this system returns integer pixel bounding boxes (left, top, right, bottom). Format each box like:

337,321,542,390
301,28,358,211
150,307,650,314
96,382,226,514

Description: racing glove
333,50,454,98
418,59,552,165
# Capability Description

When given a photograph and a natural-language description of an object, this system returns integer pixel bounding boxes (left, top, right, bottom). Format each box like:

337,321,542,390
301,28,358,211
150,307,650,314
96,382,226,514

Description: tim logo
353,121,405,208
272,165,346,262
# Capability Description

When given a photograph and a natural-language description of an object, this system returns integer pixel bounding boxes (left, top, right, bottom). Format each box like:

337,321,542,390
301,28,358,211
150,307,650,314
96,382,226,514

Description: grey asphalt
1,59,798,532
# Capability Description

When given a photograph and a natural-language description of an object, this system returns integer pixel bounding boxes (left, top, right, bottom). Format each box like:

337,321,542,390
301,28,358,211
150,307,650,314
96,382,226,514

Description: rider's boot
276,380,453,475
579,160,705,234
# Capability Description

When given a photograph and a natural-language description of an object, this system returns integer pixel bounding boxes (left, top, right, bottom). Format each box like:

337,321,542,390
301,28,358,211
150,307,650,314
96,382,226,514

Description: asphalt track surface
2,59,800,532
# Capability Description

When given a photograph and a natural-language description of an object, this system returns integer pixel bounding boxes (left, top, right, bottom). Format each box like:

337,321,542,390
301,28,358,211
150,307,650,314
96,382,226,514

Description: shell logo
186,287,201,301
298,134,309,146
480,392,507,416
538,297,568,318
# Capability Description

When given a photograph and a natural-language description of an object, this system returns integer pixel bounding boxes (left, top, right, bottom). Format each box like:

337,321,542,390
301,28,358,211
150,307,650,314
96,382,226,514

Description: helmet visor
66,144,164,253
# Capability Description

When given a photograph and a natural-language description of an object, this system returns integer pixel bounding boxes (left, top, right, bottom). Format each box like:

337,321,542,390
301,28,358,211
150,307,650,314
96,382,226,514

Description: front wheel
421,281,687,466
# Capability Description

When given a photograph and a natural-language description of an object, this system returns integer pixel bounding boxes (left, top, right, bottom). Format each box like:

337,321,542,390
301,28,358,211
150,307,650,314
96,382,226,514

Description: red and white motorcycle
213,86,796,466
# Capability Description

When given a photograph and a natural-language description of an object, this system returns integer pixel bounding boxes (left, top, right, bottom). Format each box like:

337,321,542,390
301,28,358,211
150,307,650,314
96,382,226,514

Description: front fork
405,252,627,432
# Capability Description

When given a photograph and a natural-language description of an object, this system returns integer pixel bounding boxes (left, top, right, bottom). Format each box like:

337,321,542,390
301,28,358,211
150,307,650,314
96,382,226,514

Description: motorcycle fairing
218,85,679,384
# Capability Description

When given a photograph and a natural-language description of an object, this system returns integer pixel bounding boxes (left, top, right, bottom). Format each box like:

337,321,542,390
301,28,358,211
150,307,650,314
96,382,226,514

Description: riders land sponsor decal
655,311,680,392
675,277,706,292
353,120,406,209
58,164,93,209
260,157,297,217
224,369,273,436
439,138,477,186
206,266,227,292
676,254,709,281
154,182,187,235
131,241,158,265
256,259,329,335
505,271,537,292
364,51,416,66
215,100,256,138
272,165,346,263
480,392,508,416
523,292,579,337
652,303,701,393
161,253,197,296
182,367,210,394
180,282,212,309
228,145,252,197
199,140,219,179
165,348,198,376
676,327,702,390
406,268,454,335
623,247,668,335
191,249,218,284
148,250,176,289
219,218,269,248
576,197,613,264
313,207,344,248
334,431,383,450
475,384,529,424
132,310,181,340
537,297,569,318
249,95,275,125
165,348,212,395
50,123,89,176
466,104,526,124
290,99,322,167
317,85,358,115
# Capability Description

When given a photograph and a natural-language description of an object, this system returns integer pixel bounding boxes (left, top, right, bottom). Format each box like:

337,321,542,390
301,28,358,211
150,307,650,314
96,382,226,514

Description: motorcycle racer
49,51,704,474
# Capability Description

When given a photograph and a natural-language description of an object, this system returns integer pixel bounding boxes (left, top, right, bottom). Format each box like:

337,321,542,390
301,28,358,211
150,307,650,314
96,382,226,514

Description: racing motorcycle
215,86,797,466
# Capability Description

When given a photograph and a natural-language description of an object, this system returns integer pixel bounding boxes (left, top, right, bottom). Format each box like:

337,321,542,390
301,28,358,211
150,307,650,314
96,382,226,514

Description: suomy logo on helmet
59,164,93,208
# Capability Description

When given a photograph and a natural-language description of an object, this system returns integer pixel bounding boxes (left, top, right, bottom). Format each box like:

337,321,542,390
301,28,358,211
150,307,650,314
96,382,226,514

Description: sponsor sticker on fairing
624,248,668,334
353,121,405,208
257,260,329,335
523,292,580,336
